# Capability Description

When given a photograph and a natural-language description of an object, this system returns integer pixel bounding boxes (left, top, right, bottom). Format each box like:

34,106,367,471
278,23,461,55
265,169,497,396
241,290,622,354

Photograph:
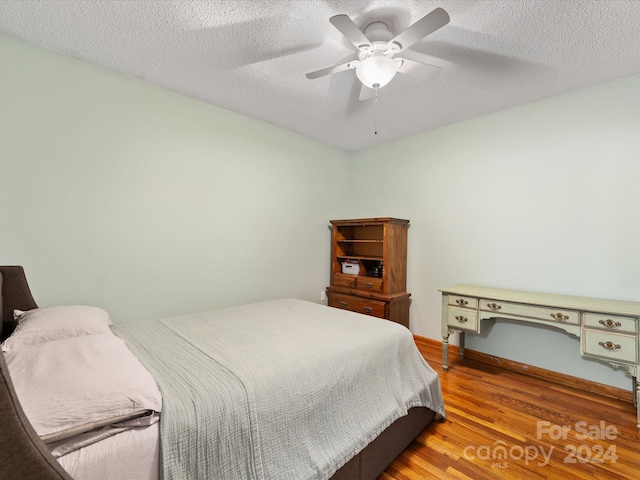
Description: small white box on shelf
341,260,360,275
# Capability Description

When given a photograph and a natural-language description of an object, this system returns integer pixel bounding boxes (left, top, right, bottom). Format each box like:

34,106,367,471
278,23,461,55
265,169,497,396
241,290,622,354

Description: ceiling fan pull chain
374,85,378,135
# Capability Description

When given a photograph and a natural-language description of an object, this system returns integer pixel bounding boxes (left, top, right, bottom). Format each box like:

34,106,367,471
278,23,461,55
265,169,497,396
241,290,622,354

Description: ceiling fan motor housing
360,21,394,54
364,21,393,40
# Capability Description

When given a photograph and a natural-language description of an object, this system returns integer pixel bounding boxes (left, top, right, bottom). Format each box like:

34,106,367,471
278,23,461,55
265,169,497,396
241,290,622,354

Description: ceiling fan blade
330,14,372,50
390,8,450,53
359,85,375,101
397,58,442,80
306,61,355,79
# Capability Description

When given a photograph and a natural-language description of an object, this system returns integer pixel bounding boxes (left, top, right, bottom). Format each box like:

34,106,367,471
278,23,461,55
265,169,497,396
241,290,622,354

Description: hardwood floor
380,338,640,479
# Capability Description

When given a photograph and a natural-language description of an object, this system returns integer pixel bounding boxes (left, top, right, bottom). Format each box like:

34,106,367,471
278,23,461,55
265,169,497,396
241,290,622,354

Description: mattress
57,423,159,480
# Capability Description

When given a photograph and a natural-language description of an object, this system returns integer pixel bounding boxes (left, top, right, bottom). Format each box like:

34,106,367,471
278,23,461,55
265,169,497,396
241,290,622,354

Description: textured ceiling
1,1,640,151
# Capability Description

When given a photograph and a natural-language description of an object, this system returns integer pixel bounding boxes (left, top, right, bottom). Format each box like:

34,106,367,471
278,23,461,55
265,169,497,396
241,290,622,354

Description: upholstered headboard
0,266,38,341
0,266,73,480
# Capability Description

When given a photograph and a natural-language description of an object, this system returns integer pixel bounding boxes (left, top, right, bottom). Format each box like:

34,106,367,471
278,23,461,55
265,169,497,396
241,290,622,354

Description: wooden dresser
440,284,640,429
327,218,410,327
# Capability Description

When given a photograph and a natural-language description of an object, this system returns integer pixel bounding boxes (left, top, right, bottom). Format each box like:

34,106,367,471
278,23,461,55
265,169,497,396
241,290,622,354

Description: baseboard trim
413,335,633,404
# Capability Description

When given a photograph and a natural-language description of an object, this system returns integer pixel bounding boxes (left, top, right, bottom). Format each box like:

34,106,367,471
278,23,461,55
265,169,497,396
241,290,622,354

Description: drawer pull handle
599,319,622,329
363,282,374,289
550,312,569,321
598,341,621,351
339,301,348,307
487,303,501,311
455,299,468,306
363,306,373,313
455,315,468,323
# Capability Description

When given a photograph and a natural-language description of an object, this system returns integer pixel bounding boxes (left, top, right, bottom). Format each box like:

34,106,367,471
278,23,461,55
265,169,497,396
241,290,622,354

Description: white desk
440,285,640,429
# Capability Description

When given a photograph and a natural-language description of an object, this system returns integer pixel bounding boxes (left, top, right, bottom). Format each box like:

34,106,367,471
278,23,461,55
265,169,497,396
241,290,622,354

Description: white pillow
5,334,162,439
1,305,113,351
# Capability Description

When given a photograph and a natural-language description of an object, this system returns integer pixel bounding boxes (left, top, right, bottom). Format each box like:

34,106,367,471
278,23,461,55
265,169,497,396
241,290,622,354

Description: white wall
0,33,348,323
348,73,640,389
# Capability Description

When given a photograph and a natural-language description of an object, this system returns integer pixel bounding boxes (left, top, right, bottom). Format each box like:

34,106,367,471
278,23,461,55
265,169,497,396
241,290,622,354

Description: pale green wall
0,33,349,323
348,73,640,389
3,31,640,391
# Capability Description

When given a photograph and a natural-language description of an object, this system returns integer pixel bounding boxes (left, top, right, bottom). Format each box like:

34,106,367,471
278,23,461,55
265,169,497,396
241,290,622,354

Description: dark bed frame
0,266,435,480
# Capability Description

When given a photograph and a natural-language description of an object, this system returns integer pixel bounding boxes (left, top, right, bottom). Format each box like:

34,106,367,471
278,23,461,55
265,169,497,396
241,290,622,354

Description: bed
0,266,444,480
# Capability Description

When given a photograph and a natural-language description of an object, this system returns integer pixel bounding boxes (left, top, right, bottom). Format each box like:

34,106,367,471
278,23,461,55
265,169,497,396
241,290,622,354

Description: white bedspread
112,299,444,480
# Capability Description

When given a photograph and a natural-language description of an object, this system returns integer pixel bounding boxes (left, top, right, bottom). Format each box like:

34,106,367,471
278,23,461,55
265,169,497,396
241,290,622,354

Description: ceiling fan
306,8,450,100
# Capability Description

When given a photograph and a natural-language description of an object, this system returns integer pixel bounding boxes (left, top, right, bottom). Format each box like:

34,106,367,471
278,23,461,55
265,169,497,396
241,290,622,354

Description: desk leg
441,295,451,371
442,333,450,371
635,377,640,430
459,331,465,359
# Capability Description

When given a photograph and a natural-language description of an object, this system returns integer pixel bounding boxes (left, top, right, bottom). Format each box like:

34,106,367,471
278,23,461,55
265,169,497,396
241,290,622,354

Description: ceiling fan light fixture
355,54,398,89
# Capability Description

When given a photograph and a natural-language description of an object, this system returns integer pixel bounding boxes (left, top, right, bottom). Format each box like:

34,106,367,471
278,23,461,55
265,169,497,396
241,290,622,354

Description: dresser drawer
479,299,580,325
583,312,638,333
329,293,386,318
449,295,478,309
582,329,638,363
447,306,479,331
332,273,357,289
357,277,384,294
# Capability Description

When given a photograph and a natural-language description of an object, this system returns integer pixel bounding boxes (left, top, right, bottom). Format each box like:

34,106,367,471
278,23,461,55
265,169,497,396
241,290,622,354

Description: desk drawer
479,299,579,325
583,312,638,333
582,329,638,363
447,306,479,331
449,295,478,309
329,293,386,318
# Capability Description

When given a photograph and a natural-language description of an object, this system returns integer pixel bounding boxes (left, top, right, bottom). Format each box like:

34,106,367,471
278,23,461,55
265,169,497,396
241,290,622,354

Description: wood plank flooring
380,338,640,479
